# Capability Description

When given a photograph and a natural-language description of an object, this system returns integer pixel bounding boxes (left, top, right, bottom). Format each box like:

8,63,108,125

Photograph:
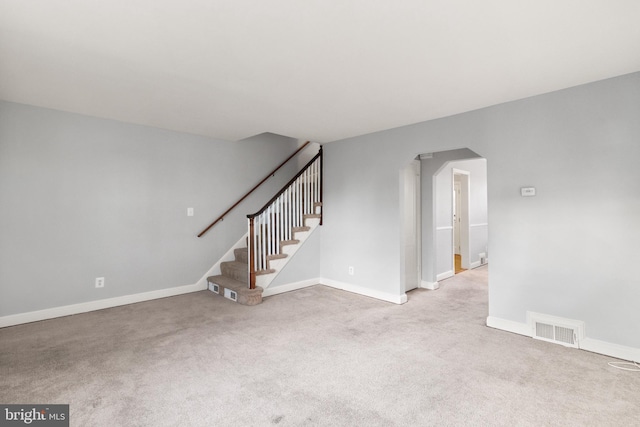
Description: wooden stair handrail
247,147,322,219
197,141,311,238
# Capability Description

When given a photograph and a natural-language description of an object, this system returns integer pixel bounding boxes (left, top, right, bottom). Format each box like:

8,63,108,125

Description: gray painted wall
322,72,640,348
0,101,299,316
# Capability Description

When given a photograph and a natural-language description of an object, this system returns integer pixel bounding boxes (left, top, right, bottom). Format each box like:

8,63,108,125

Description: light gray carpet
1,266,639,426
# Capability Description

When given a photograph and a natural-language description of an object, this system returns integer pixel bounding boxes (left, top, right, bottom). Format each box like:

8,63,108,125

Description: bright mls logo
0,405,68,427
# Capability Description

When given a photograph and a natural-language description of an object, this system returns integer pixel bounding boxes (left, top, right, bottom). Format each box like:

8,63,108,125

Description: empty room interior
1,1,639,426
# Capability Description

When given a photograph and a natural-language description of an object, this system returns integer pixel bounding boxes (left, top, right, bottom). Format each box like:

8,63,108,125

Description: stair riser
268,258,288,271
282,245,298,257
220,264,248,284
234,248,249,264
304,217,321,227
292,230,310,242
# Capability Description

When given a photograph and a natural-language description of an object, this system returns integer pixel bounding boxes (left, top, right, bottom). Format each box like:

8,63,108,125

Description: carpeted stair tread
220,260,247,270
292,226,311,233
207,275,247,292
304,213,321,219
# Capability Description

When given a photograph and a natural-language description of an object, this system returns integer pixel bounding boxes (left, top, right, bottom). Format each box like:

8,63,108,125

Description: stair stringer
195,233,248,290
256,216,321,290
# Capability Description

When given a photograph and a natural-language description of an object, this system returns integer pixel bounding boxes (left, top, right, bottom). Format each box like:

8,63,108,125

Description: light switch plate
521,187,536,197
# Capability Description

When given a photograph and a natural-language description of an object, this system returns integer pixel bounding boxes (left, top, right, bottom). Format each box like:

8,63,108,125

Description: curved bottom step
207,275,263,306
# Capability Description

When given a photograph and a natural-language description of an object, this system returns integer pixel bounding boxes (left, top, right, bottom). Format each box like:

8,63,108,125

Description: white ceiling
1,1,639,143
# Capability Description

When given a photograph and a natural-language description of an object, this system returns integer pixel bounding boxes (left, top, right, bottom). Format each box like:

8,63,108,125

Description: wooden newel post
248,217,256,289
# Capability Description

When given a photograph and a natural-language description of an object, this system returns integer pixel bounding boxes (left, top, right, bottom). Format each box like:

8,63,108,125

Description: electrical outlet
95,277,105,288
348,266,354,276
187,207,194,217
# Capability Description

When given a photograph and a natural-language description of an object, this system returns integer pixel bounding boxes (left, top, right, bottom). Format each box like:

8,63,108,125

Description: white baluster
256,215,261,271
307,167,311,214
261,214,265,270
293,179,298,228
284,192,288,240
313,160,317,208
315,159,319,208
276,195,280,249
303,169,307,215
256,217,260,271
269,205,274,257
280,194,284,247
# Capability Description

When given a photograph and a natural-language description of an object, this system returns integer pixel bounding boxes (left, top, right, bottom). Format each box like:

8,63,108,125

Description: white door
453,180,461,255
452,170,470,271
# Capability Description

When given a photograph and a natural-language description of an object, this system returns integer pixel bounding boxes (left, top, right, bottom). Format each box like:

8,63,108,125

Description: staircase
206,147,322,305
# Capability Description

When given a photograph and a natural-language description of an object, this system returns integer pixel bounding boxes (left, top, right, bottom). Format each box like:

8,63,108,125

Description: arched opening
400,148,488,295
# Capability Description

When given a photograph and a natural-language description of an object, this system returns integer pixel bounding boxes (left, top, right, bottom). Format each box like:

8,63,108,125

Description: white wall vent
224,288,237,302
528,312,584,349
211,284,220,294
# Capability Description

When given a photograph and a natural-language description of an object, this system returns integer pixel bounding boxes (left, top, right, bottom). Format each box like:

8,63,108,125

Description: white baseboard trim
420,280,440,290
486,316,530,337
262,277,408,304
580,338,640,363
262,278,320,297
195,233,248,289
470,261,481,269
486,316,640,362
436,270,454,281
320,278,407,304
0,282,204,328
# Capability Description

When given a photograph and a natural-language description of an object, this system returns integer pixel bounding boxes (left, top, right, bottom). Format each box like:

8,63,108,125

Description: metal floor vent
212,284,220,294
528,312,584,349
224,288,238,302
535,322,576,345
